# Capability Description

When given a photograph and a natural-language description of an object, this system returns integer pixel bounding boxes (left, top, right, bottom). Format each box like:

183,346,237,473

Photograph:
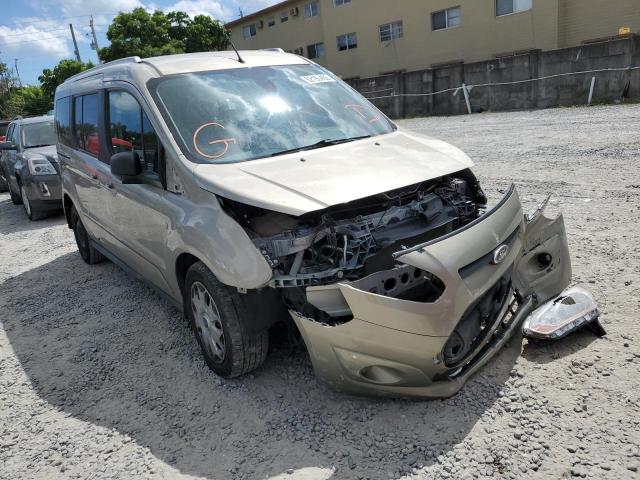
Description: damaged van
55,51,571,398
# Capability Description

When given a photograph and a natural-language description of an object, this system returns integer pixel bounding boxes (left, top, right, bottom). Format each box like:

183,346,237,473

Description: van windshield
150,64,395,164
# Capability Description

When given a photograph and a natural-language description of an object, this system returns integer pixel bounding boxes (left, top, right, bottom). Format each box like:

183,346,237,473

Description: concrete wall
347,35,640,118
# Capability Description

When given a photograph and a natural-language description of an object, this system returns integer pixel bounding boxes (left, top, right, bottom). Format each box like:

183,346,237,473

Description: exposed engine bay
222,169,487,291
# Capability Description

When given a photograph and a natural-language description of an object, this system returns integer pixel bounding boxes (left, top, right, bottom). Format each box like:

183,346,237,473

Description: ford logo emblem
492,244,510,265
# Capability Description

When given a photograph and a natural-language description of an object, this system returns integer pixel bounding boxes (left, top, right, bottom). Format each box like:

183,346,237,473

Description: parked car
0,119,10,192
0,115,62,220
55,51,572,399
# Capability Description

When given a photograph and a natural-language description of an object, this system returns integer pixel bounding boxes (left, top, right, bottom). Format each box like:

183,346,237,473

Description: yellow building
227,0,640,79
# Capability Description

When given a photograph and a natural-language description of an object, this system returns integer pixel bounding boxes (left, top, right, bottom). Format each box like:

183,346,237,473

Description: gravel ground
1,104,639,480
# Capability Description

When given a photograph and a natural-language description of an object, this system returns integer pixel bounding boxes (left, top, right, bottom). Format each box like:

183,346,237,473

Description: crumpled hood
193,129,474,216
23,145,58,163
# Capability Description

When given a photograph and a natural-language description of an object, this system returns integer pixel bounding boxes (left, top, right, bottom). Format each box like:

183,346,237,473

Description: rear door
68,92,112,240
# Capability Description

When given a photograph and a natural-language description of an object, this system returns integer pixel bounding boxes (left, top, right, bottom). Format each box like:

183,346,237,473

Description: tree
38,59,94,100
99,8,230,62
1,86,51,118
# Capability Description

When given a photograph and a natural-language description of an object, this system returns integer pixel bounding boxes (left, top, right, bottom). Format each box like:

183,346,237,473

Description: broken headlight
522,286,605,340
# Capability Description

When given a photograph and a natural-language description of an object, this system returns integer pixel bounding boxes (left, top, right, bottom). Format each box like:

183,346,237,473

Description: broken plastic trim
522,286,605,340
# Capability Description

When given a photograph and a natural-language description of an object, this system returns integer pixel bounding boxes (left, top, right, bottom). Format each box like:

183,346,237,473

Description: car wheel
9,183,22,205
70,205,105,264
185,261,269,378
20,185,47,221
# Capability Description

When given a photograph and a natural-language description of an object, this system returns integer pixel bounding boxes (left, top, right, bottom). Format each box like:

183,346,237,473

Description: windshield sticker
301,74,335,84
192,122,237,160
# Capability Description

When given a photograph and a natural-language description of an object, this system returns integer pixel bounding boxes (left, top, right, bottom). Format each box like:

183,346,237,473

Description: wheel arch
63,193,74,228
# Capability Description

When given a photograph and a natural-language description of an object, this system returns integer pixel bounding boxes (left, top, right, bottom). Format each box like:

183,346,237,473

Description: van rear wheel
185,261,268,378
70,205,105,264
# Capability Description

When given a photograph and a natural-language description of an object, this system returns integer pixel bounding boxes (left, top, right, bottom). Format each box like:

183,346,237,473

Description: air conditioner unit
290,7,299,16
257,20,264,29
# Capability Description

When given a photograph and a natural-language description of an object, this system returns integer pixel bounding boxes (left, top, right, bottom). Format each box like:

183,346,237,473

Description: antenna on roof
229,41,246,64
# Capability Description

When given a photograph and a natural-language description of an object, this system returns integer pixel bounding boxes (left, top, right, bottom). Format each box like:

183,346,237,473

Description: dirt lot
1,104,639,480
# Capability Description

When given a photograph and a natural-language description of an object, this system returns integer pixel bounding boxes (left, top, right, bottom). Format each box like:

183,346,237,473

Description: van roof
60,50,310,87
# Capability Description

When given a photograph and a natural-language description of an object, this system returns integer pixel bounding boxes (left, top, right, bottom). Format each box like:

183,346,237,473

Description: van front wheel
185,262,268,378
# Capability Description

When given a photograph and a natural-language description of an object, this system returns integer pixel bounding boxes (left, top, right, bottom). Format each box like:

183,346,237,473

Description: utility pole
69,23,81,62
89,16,101,63
14,58,21,86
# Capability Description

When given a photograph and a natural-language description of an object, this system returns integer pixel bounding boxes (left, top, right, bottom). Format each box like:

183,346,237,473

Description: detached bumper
291,186,572,399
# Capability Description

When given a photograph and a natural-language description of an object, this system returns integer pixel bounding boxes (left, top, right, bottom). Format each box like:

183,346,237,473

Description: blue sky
0,0,276,85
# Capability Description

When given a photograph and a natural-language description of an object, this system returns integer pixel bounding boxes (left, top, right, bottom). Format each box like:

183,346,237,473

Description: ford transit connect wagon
55,51,572,398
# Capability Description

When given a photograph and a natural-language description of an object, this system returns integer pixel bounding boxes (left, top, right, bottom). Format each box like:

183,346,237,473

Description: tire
70,205,105,264
185,261,268,378
9,183,21,205
20,185,47,221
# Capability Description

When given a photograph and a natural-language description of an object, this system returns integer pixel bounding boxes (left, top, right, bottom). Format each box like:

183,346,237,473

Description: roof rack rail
63,56,143,84
262,48,285,53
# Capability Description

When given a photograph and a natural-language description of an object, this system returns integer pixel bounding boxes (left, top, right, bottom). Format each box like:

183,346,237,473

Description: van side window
55,96,72,146
73,93,100,156
108,90,160,174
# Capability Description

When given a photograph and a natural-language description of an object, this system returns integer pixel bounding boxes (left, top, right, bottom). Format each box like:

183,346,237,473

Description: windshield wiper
270,135,371,157
25,144,54,149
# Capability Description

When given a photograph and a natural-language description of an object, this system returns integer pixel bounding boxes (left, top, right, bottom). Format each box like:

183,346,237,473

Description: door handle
106,183,114,189
92,174,99,180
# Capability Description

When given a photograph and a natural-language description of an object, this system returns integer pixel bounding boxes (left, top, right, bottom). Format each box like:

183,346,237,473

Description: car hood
193,129,474,216
23,145,58,162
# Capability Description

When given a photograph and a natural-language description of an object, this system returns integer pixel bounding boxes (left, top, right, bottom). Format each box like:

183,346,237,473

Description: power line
0,12,120,28
0,33,71,46
0,27,70,37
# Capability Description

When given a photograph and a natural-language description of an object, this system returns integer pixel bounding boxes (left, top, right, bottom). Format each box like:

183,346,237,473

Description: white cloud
0,22,72,61
167,0,231,19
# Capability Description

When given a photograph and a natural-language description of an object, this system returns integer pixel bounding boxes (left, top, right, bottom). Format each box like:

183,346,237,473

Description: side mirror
110,151,142,177
0,141,17,151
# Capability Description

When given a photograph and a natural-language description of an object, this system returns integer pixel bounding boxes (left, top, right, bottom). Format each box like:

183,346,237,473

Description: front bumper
291,186,572,399
23,175,63,211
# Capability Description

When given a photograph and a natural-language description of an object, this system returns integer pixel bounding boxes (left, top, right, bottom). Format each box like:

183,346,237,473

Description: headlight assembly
27,157,56,176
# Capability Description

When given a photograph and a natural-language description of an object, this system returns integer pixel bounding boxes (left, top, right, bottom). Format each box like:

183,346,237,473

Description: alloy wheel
191,281,226,363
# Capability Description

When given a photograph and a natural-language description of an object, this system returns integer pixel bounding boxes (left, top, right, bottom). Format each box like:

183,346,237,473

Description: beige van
55,51,572,398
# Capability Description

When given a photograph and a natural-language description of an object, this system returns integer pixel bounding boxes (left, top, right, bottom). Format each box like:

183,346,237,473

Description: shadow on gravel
2,252,521,480
521,330,600,364
0,196,65,235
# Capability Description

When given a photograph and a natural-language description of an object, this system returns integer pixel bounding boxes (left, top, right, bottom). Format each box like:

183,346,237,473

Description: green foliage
1,85,51,118
99,8,230,62
38,59,94,99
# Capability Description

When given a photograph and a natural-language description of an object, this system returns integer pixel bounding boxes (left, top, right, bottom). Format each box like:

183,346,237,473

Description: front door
97,86,175,295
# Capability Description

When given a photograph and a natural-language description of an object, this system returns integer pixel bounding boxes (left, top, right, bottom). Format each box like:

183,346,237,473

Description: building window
267,16,276,27
496,0,532,16
337,32,357,51
243,24,256,38
294,47,304,55
307,42,325,59
304,1,320,18
334,0,351,5
281,11,289,22
379,21,404,42
432,6,461,30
